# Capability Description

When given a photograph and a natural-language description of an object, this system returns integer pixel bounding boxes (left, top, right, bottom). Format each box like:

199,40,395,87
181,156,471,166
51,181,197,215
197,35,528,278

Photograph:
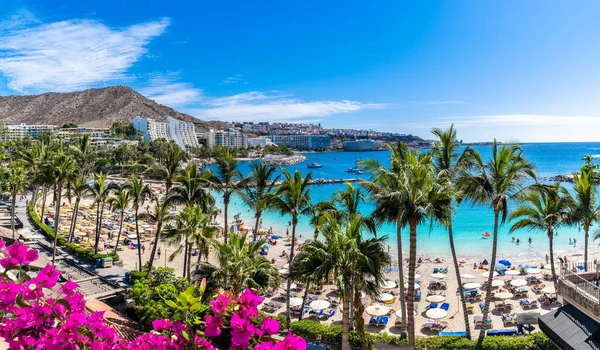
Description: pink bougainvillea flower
238,288,263,318
0,238,5,250
33,265,60,289
254,342,275,350
210,292,230,315
193,335,216,350
58,278,79,296
0,280,20,305
0,241,38,268
204,315,223,337
152,319,172,332
259,317,280,336
230,312,257,348
272,333,307,350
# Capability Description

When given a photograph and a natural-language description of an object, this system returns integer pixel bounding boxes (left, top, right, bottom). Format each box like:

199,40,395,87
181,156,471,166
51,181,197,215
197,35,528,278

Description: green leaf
164,299,178,309
15,294,30,308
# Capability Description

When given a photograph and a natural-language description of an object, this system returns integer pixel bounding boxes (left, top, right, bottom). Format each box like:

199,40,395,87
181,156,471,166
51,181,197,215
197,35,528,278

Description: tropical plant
5,165,28,240
271,169,312,325
124,175,153,271
107,186,130,253
458,140,535,343
88,172,118,255
69,133,95,176
239,162,280,241
169,164,215,211
138,196,176,275
509,184,570,292
65,175,90,243
149,146,185,193
430,124,476,338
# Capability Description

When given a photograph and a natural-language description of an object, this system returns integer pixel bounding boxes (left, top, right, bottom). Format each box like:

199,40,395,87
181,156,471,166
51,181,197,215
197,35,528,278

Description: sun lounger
474,315,493,329
439,331,467,337
324,309,335,319
502,313,517,326
432,321,449,332
466,303,474,313
377,316,389,326
425,302,438,310
369,316,378,326
487,329,517,336
440,302,449,311
422,321,436,330
415,290,422,300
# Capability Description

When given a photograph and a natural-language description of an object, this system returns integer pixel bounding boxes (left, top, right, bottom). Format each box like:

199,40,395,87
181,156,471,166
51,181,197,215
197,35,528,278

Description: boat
307,162,323,168
345,167,361,173
481,232,490,239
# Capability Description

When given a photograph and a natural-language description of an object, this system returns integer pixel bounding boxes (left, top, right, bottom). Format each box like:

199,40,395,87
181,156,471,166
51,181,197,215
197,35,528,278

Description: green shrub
28,204,119,263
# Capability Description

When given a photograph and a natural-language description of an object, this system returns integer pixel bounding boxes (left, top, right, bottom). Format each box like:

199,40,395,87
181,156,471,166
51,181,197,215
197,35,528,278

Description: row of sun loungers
369,316,389,327
422,320,448,332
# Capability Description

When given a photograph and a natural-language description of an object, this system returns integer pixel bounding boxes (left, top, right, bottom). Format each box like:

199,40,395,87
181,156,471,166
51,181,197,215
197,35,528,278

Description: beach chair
324,309,335,319
422,321,436,331
474,315,493,329
369,316,378,326
502,313,517,326
425,302,438,310
377,316,389,326
432,321,449,332
440,302,449,311
415,290,422,301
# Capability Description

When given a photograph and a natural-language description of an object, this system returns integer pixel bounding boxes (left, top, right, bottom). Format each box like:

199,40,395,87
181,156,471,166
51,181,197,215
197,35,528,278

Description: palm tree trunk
253,213,260,242
285,220,298,327
147,221,163,275
52,183,63,265
135,207,143,271
94,202,101,254
298,281,310,321
187,240,192,282
182,242,188,277
549,230,558,292
407,223,417,346
448,214,471,339
477,211,500,344
11,190,16,240
341,288,351,350
396,221,407,336
40,188,47,221
114,211,124,253
223,197,229,244
68,198,80,242
353,283,368,350
584,224,590,272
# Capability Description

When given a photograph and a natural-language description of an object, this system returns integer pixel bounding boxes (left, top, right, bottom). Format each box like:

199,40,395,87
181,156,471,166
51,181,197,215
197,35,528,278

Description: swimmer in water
516,238,521,244
528,237,532,244
512,237,515,242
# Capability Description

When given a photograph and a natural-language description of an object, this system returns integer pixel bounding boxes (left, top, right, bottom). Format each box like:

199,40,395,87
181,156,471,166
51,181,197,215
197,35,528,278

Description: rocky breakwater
262,154,307,166
545,174,575,183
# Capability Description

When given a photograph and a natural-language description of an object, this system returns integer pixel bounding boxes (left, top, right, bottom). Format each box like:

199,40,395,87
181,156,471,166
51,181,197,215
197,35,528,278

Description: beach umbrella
75,230,87,237
377,293,394,302
510,279,527,287
494,292,514,299
403,283,420,290
381,280,397,290
505,270,521,276
482,259,489,265
425,308,448,319
431,273,447,279
405,272,422,279
527,268,542,275
384,267,399,273
280,283,296,290
363,274,375,282
498,260,511,267
278,268,289,275
482,271,499,278
461,274,476,280
310,300,331,311
543,264,552,270
542,286,556,294
426,295,446,303
366,304,390,316
492,280,505,287
464,282,481,289
289,297,303,307
127,234,137,240
282,264,289,269
495,263,508,271
518,263,530,269
263,244,271,249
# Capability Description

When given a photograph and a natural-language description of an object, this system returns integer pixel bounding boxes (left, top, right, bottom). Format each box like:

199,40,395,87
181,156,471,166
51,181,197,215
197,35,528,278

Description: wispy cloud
186,91,383,122
220,74,248,85
441,114,600,127
141,74,202,107
0,17,170,92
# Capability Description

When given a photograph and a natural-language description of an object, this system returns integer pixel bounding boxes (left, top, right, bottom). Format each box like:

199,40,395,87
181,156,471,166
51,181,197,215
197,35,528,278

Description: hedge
28,203,119,263
286,318,558,350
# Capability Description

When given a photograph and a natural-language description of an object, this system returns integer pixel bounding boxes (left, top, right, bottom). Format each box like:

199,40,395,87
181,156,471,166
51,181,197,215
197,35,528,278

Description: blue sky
1,1,600,142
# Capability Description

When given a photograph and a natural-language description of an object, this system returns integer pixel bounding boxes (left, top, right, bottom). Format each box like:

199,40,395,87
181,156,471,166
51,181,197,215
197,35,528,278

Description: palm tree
106,186,130,253
169,164,214,211
306,200,337,241
431,124,476,338
361,142,409,334
70,133,95,176
202,149,242,243
6,165,27,239
458,140,535,343
509,184,570,292
271,169,312,325
88,172,118,254
18,141,46,203
197,232,278,295
239,162,280,241
124,175,153,272
138,196,177,274
568,167,600,271
45,153,79,264
65,175,89,243
149,146,185,193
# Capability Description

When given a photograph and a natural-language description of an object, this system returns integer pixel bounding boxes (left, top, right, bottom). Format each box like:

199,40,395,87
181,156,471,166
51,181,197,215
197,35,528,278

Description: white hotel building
133,117,200,149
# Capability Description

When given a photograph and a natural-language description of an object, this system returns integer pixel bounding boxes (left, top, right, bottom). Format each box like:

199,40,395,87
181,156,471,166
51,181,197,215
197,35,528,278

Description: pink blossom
0,238,5,250
259,317,280,336
210,292,230,315
238,288,263,318
193,335,216,350
58,278,79,296
0,241,38,268
230,312,258,348
254,342,275,350
32,264,60,289
152,319,172,331
204,315,223,337
272,333,307,350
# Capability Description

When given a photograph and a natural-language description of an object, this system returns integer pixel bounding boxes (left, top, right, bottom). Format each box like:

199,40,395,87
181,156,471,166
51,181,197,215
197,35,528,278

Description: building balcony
557,266,600,322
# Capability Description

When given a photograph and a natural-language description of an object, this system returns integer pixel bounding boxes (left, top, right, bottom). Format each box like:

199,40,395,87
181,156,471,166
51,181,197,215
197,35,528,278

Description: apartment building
269,134,331,150
2,124,57,141
201,129,248,149
133,117,199,149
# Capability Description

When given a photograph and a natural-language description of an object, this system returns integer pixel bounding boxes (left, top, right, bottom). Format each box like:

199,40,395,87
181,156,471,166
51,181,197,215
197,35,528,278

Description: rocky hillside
0,86,229,132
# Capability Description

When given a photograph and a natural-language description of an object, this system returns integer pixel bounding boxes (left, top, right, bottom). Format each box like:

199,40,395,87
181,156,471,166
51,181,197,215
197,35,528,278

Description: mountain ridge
0,86,229,132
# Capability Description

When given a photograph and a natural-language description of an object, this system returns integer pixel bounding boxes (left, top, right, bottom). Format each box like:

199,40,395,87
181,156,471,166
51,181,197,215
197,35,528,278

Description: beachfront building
538,262,600,349
1,123,57,141
57,127,118,148
201,129,248,149
343,139,382,151
269,134,331,150
133,116,200,149
247,137,275,148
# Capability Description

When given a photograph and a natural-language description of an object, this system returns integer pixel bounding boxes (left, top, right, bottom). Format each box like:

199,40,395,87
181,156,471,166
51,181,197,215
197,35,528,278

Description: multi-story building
269,135,331,150
201,129,247,149
57,127,117,148
344,139,382,151
247,137,274,148
133,117,199,149
2,124,57,141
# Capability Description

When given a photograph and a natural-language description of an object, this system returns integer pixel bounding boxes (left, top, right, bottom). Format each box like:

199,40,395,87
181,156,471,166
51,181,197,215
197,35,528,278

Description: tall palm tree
306,200,337,241
124,175,153,271
202,149,242,243
239,162,280,241
396,150,453,346
149,146,185,193
361,142,409,334
6,165,28,239
568,167,600,271
431,124,476,338
271,169,312,325
45,153,79,264
458,140,535,343
509,184,570,292
88,172,118,254
169,164,214,211
106,186,130,253
138,196,175,274
18,141,46,203
197,232,278,294
65,175,89,243
70,133,95,176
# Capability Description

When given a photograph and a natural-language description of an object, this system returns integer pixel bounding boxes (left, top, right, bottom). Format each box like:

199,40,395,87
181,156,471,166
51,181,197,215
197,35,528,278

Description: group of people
511,236,533,245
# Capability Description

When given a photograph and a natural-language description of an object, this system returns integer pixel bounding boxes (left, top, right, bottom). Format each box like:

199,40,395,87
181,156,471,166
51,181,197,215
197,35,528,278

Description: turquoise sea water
212,143,600,260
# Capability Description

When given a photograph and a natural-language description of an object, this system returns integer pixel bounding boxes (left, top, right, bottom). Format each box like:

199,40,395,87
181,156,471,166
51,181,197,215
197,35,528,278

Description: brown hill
0,86,229,132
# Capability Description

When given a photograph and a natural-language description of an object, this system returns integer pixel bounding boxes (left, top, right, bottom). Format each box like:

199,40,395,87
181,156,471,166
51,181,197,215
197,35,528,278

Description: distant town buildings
247,137,275,148
57,127,123,149
269,135,331,150
200,129,248,149
2,124,57,141
344,139,383,151
133,117,200,149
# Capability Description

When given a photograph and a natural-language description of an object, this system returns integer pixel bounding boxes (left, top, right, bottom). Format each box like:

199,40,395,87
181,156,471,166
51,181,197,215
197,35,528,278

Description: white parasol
377,293,394,302
381,280,397,290
403,283,421,290
482,271,499,278
426,295,446,303
289,297,303,307
510,279,527,287
425,308,448,319
461,274,476,280
464,282,481,290
505,270,521,276
278,268,289,275
309,300,331,310
366,304,390,316
491,280,505,287
494,292,514,299
527,268,542,275
431,273,447,279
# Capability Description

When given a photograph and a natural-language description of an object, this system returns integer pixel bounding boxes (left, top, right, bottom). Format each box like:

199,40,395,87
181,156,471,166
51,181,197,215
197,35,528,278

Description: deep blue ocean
212,143,600,260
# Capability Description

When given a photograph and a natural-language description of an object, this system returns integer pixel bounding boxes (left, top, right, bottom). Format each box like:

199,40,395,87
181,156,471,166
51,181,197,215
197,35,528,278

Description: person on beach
573,238,577,247
286,228,289,238
528,237,532,245
157,247,161,259
387,245,391,254
545,254,549,264
142,244,146,254
512,237,515,242
516,238,520,244
569,237,572,245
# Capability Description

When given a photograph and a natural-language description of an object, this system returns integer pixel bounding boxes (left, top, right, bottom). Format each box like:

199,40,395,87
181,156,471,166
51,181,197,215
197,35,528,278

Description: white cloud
442,114,600,127
141,74,202,107
0,17,170,92
185,91,383,122
220,74,248,85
